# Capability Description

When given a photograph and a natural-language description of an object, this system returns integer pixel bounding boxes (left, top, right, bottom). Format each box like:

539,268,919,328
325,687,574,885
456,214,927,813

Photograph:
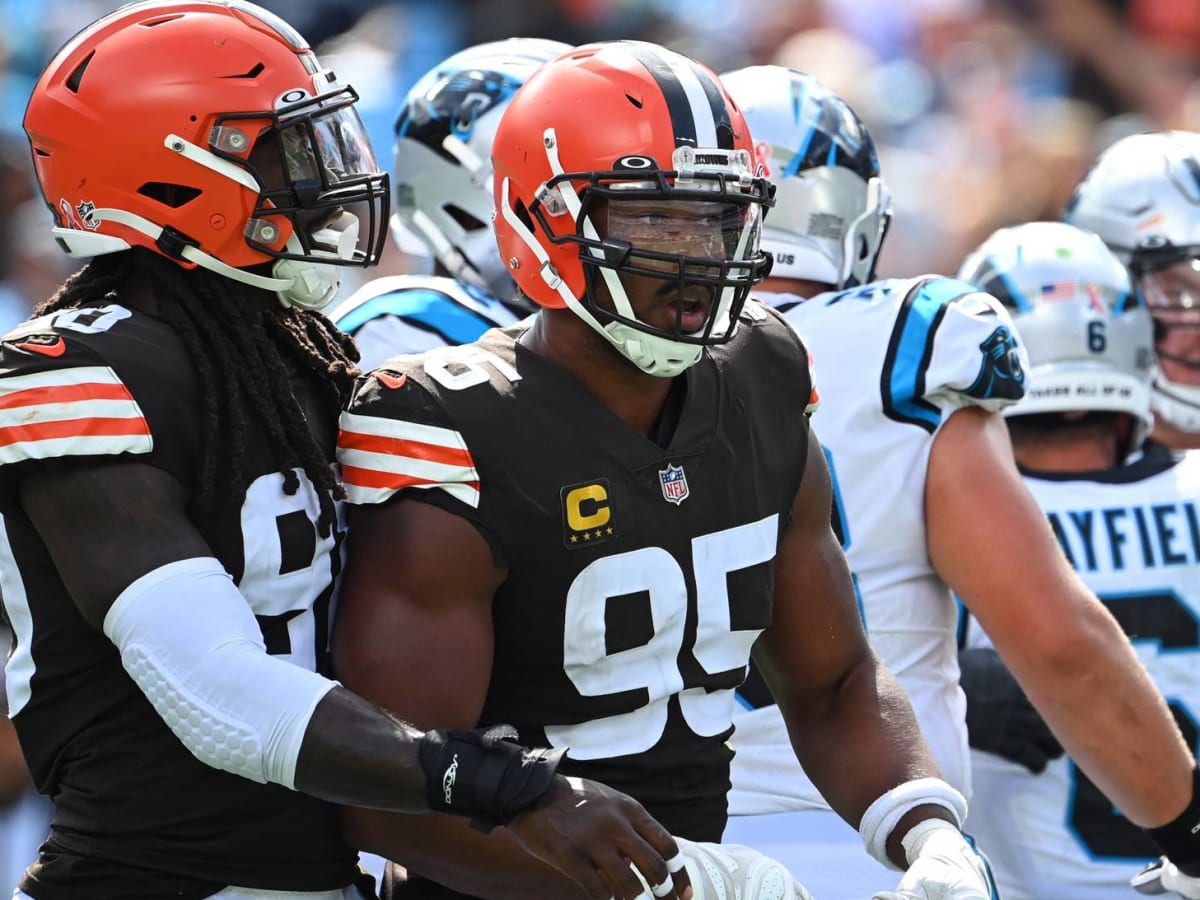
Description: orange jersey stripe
0,381,135,412
0,416,150,448
340,463,480,493
337,428,474,468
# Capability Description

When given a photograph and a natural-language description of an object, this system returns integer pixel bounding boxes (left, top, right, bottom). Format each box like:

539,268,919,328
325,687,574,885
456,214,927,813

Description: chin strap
49,206,355,311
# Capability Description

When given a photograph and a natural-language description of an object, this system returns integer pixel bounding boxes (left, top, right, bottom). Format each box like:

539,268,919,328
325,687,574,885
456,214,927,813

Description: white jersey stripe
343,480,480,509
0,517,34,716
0,433,153,465
0,365,124,394
339,411,468,450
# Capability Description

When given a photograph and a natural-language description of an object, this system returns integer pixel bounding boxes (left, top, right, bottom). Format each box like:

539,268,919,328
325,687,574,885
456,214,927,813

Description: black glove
959,646,1064,773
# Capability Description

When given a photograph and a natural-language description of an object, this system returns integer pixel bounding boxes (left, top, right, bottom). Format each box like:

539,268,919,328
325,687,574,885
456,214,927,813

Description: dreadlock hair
35,248,360,536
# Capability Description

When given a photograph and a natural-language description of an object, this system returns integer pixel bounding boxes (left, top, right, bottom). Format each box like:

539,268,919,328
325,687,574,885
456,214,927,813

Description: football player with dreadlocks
328,39,569,370
0,5,691,899
719,65,1200,900
331,39,997,900
956,220,1200,899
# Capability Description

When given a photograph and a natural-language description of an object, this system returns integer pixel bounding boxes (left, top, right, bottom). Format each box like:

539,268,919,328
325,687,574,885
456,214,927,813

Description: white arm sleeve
102,557,337,789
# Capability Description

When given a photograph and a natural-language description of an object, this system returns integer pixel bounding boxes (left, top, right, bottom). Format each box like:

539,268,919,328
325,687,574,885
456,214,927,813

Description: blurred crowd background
4,0,1200,887
0,0,1198,329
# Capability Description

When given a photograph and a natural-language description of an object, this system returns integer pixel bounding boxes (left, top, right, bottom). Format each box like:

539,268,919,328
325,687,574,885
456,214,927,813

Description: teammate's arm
332,497,686,900
20,461,689,900
754,426,959,868
927,406,1198,826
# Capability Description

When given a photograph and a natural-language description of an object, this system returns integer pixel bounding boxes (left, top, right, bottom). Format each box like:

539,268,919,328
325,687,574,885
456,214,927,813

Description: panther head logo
966,325,1026,401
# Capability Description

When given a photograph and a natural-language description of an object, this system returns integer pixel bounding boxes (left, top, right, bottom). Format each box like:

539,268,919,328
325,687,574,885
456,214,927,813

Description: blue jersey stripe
881,278,968,432
335,289,497,345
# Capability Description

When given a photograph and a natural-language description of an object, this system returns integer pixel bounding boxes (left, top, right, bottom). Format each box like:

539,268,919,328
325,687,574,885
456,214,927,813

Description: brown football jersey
339,303,816,844
0,304,357,899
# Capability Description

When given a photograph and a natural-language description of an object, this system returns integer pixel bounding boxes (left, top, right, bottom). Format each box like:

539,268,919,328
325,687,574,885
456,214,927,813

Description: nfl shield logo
658,464,689,506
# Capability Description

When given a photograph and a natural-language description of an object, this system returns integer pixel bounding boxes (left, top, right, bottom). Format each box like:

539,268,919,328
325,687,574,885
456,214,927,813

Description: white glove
871,819,996,900
1132,856,1200,897
641,837,814,900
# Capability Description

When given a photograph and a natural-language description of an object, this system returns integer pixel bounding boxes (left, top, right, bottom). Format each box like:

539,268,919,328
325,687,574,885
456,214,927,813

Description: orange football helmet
492,40,774,376
24,0,389,309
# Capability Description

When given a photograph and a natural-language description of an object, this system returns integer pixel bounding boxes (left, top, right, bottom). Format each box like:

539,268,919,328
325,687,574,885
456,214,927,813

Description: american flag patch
1040,282,1077,303
337,411,480,507
0,366,152,465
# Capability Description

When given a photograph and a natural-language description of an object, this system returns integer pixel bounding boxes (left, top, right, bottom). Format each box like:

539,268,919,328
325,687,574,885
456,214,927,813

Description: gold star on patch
570,535,578,543
582,532,591,541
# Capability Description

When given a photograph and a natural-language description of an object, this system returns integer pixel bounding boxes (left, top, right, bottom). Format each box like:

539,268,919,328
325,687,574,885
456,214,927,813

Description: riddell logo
442,753,459,806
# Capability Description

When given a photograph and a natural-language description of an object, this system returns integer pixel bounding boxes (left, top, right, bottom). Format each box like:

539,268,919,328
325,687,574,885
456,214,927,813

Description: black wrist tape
418,725,565,832
1147,765,1200,877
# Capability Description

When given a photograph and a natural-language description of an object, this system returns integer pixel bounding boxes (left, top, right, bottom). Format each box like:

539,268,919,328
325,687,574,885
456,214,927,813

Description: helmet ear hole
513,198,535,233
137,182,202,208
444,204,487,232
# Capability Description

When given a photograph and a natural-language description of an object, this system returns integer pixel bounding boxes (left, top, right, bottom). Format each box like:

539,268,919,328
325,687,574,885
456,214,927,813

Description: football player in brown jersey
333,39,997,900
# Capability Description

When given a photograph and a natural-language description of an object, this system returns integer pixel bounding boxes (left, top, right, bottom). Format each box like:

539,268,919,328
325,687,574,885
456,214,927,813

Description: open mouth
660,284,715,334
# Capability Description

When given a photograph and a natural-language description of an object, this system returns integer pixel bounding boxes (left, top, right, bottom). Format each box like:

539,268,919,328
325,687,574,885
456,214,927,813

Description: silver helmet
719,65,891,289
957,221,1154,448
1064,130,1200,434
392,38,571,302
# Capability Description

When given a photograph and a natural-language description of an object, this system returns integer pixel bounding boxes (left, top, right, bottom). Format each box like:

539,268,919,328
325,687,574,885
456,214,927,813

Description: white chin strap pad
103,557,337,789
272,214,361,310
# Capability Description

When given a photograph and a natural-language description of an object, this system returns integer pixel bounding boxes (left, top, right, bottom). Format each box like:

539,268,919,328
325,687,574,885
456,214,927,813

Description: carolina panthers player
1066,130,1200,453
955,220,1200,899
331,41,1002,900
328,38,570,370
719,65,1200,900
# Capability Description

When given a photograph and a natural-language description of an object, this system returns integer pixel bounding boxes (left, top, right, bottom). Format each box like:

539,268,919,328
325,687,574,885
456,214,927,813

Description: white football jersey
961,448,1200,900
329,274,525,370
728,277,1029,816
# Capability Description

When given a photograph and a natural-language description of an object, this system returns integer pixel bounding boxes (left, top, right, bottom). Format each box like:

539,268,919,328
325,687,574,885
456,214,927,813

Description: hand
959,646,1063,773
505,774,692,900
669,838,814,900
1132,856,1200,897
872,819,997,900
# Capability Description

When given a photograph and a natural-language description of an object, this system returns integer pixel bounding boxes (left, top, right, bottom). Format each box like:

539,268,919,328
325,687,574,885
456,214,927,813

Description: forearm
999,601,1193,826
294,687,427,811
342,806,585,900
783,653,943,829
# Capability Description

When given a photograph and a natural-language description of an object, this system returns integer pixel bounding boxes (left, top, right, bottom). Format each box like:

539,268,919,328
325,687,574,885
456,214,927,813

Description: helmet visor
604,197,760,276
1140,258,1200,383
224,88,389,267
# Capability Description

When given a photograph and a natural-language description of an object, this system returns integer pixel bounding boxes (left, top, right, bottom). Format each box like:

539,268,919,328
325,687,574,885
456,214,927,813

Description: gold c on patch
561,479,619,549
